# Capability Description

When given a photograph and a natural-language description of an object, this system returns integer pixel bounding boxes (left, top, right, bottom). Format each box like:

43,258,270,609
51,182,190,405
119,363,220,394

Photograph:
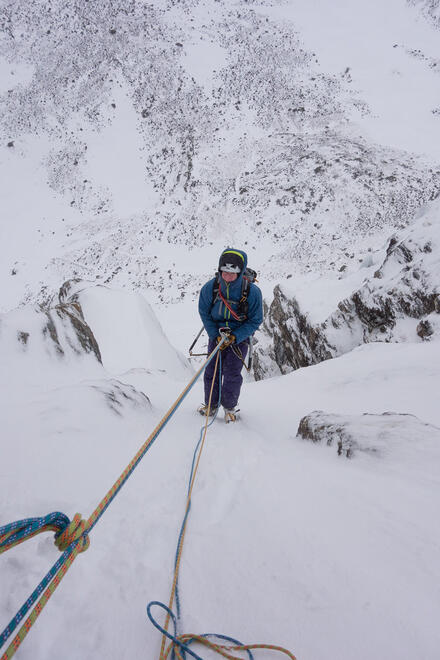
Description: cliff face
0,279,102,363
254,204,440,380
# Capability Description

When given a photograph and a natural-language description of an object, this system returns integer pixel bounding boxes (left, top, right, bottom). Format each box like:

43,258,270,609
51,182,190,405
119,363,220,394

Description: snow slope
1,290,440,660
268,0,440,160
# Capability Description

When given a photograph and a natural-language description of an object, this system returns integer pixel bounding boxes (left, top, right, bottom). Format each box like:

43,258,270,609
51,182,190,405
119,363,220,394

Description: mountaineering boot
198,403,217,417
224,407,239,423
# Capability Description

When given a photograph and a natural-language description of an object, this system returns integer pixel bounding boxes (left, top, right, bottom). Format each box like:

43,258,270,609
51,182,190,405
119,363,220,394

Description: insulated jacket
198,249,263,344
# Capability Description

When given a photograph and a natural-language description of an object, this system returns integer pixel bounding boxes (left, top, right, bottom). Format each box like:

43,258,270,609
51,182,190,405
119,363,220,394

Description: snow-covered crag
0,280,102,363
0,280,191,422
254,202,440,379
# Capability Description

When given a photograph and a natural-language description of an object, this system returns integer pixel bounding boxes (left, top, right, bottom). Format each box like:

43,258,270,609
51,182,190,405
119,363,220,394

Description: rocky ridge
0,280,102,362
254,203,440,379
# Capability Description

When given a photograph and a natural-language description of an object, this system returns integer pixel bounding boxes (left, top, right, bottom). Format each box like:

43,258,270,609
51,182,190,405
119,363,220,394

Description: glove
217,333,235,350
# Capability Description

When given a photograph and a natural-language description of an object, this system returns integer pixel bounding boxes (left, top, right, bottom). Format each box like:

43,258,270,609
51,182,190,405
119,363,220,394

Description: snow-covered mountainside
409,0,440,28
1,0,440,310
254,200,440,378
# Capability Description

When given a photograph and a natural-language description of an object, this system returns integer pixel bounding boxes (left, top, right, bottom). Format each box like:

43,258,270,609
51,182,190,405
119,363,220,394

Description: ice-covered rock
296,410,440,459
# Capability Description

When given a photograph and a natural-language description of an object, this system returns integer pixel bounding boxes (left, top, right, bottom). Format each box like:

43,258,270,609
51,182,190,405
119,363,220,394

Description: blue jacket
198,249,263,344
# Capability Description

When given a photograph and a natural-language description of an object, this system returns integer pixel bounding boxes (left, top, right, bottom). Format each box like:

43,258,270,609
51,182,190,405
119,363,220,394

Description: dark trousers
204,338,248,410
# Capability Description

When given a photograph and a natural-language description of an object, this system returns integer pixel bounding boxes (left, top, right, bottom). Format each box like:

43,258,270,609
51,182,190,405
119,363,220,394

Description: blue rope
147,602,254,660
0,512,77,647
0,512,70,553
146,353,253,660
174,352,222,622
0,544,79,648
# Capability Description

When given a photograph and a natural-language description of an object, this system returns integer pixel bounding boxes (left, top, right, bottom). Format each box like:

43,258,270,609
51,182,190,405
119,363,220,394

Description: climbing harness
212,267,258,323
0,330,296,660
190,332,253,372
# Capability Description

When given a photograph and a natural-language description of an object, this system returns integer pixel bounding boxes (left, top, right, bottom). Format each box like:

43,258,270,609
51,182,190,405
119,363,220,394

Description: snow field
1,299,440,659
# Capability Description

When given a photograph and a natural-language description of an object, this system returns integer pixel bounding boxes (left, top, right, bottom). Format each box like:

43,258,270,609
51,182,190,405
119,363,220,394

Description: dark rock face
297,411,357,458
253,286,335,380
254,218,440,378
54,279,102,360
16,279,102,362
417,319,434,339
17,331,29,345
296,410,440,459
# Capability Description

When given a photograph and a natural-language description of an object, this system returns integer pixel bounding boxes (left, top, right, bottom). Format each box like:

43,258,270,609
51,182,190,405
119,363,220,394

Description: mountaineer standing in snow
198,248,263,423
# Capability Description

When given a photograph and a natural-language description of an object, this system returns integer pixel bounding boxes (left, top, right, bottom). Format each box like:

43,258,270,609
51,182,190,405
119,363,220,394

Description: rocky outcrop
253,287,335,380
328,228,440,343
90,379,151,415
296,410,440,458
254,211,440,379
54,279,102,360
5,279,102,362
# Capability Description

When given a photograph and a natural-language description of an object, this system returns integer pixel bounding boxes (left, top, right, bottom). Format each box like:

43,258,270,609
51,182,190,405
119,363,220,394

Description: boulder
296,410,440,459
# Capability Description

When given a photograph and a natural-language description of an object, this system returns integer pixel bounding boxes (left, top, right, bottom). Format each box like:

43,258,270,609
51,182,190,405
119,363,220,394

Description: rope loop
0,512,70,555
54,513,89,553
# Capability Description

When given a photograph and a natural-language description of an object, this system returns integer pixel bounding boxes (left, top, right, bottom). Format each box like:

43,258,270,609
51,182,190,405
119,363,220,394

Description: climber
198,248,263,423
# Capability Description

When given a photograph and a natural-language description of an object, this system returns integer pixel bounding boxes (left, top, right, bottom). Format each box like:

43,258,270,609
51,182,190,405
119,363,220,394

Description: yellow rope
168,637,297,660
159,351,297,660
159,351,221,659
